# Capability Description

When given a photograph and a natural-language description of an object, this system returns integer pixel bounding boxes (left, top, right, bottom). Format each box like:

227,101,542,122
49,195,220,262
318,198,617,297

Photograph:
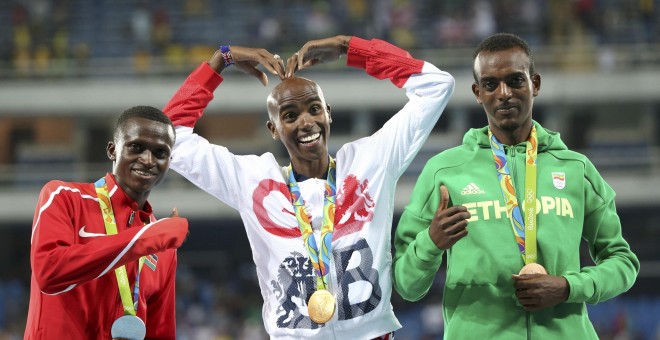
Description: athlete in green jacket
393,33,639,339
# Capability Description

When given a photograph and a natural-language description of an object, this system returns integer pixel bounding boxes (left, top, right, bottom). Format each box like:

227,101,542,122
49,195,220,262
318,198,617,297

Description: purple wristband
219,45,234,67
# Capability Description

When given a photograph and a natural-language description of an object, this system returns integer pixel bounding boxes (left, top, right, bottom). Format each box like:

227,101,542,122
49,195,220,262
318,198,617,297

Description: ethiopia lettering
463,196,574,222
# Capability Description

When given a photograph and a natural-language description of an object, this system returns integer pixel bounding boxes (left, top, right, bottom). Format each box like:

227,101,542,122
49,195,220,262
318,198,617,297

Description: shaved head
267,77,327,120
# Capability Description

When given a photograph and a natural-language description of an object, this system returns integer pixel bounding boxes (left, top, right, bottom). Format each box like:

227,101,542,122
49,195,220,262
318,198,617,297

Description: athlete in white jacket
163,35,455,339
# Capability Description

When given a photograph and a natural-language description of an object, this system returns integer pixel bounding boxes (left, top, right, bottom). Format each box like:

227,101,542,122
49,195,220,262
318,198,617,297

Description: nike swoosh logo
78,226,107,238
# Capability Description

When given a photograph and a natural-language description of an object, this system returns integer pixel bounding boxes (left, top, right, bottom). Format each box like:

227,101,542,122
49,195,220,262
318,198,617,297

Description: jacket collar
465,120,568,152
102,173,153,215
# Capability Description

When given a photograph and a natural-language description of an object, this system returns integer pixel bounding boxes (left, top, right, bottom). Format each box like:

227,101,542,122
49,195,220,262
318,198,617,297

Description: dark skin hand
512,273,570,311
429,185,570,311
209,46,285,85
285,35,351,78
209,36,351,83
429,185,471,250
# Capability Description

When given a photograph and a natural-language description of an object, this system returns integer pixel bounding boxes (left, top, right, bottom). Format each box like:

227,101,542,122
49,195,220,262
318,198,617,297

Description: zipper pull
128,211,135,227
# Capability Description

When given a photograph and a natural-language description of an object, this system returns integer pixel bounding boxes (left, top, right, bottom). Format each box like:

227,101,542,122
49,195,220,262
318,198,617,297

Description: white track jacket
163,36,455,339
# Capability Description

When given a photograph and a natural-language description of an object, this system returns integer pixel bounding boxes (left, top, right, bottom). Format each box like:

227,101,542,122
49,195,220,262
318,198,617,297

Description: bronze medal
308,289,336,324
519,263,547,275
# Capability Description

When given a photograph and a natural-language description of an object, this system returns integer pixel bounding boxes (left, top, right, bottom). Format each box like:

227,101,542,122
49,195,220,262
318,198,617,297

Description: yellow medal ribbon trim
95,177,144,316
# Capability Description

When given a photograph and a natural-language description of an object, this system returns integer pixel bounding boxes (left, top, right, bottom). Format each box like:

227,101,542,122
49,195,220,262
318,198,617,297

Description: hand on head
209,35,352,84
285,35,351,78
209,46,285,85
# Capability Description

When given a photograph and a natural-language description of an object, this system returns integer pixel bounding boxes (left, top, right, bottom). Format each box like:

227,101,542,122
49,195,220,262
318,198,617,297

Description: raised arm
287,35,455,177
286,35,432,88
164,45,284,128
162,45,284,208
285,35,351,77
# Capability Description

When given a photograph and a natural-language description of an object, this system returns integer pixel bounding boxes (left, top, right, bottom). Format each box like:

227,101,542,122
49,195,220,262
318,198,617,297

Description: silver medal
111,315,146,340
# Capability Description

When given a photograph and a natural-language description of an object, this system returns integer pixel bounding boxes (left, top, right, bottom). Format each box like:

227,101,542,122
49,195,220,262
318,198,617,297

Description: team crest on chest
552,172,565,189
251,175,375,239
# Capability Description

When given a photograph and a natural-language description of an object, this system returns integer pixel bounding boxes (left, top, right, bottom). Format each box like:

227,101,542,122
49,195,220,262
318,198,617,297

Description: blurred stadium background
0,0,659,339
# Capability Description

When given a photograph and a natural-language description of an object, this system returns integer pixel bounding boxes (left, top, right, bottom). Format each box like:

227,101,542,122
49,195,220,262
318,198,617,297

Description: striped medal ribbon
287,158,337,323
488,126,539,265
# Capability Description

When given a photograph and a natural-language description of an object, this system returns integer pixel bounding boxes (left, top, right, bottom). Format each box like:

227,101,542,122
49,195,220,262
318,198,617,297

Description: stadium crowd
1,0,659,339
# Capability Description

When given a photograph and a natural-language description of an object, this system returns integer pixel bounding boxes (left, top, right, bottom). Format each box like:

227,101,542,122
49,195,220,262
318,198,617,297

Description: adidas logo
461,183,485,195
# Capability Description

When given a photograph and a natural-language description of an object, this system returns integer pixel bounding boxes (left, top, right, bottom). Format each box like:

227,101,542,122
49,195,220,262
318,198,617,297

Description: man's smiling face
472,47,540,138
108,117,174,202
267,77,332,165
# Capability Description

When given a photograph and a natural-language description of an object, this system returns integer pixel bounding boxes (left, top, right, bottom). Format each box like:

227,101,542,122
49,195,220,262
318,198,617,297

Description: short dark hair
113,105,174,140
472,33,535,82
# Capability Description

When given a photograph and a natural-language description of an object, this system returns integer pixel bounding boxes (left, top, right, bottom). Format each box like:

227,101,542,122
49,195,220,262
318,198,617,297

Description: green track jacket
393,121,640,339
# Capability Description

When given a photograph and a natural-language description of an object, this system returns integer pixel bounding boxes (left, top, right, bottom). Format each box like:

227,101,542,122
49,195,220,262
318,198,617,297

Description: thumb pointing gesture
428,185,471,250
439,185,450,211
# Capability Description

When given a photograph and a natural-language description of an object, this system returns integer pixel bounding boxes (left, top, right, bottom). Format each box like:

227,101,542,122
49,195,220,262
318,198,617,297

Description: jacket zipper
527,312,532,339
128,211,135,227
511,145,534,340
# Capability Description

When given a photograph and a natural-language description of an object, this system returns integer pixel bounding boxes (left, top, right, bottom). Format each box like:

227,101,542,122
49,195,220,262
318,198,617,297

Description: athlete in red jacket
25,106,189,340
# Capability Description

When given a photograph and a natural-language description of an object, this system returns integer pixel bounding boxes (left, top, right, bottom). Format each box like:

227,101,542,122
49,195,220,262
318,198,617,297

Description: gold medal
519,263,547,275
308,289,336,324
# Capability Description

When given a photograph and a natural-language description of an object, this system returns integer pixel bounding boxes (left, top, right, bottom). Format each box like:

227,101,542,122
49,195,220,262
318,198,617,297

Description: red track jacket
25,173,187,339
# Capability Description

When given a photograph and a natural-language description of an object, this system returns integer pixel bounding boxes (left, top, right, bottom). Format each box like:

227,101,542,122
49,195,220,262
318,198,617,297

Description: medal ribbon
95,177,144,316
287,158,336,291
488,126,538,264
